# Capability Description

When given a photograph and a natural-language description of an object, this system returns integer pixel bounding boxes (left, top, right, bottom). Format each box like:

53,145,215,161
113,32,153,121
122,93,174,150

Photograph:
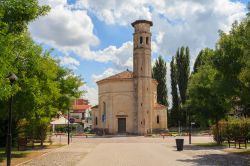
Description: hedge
211,118,250,144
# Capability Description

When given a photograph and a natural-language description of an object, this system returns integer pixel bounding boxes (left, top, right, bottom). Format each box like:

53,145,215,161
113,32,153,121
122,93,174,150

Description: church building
92,20,167,135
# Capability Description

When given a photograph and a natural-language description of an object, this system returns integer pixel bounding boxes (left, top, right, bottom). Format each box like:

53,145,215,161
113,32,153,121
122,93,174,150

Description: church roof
154,103,167,110
92,105,98,109
97,70,133,84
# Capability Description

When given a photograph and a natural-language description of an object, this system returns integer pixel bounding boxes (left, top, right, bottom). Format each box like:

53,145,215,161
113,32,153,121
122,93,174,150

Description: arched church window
140,36,143,44
95,117,98,125
157,115,160,124
146,37,149,44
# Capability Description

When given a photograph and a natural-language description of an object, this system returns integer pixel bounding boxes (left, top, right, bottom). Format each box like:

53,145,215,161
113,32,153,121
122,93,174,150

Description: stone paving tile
179,145,250,166
77,143,194,166
21,143,97,166
21,136,249,166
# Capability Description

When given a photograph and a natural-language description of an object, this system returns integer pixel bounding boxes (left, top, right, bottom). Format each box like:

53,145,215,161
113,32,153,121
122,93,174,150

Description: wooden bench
74,133,96,138
74,133,88,138
228,136,247,149
160,133,172,139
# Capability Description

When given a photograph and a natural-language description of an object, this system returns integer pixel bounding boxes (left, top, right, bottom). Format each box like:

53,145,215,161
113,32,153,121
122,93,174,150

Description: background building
70,99,92,129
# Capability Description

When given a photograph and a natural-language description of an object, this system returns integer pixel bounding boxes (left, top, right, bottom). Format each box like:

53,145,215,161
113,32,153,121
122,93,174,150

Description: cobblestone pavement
21,136,249,166
21,143,97,166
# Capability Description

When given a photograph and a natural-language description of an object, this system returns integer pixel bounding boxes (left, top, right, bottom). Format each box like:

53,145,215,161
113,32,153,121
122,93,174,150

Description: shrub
34,117,50,146
211,118,250,144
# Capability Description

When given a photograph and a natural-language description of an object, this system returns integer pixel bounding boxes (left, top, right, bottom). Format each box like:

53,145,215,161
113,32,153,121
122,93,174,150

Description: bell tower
132,20,153,135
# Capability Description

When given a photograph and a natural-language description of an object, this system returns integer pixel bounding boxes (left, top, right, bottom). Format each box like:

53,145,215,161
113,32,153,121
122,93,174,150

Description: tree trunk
41,140,43,147
215,119,220,145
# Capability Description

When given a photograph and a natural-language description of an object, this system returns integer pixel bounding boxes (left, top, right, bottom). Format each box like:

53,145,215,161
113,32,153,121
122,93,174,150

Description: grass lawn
0,144,64,166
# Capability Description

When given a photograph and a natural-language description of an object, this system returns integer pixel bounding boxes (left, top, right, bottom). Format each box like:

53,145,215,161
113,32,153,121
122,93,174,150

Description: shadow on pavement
176,153,249,166
183,145,226,151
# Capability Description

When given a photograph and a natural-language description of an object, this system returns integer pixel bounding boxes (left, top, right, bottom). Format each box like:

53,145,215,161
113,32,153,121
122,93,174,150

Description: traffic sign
69,117,75,123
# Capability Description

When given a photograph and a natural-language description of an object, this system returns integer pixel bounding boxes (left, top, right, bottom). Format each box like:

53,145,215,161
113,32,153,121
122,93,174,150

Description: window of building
157,115,160,124
140,36,143,44
95,117,98,125
146,37,149,44
82,112,85,120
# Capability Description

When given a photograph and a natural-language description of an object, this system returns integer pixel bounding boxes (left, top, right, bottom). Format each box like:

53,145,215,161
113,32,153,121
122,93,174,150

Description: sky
29,0,249,106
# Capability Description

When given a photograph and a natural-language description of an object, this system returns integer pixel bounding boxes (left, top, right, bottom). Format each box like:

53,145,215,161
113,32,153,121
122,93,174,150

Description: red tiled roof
97,70,133,83
154,103,167,110
72,104,91,110
72,99,89,105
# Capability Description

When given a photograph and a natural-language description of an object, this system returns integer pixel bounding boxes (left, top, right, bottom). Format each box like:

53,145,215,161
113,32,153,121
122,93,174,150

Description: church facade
92,20,167,135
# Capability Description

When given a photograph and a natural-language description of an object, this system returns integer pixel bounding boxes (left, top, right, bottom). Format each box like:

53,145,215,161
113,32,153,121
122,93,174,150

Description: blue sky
29,0,248,106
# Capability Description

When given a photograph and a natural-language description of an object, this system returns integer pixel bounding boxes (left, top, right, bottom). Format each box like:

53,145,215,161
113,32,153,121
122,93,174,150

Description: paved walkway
21,136,249,166
76,143,193,166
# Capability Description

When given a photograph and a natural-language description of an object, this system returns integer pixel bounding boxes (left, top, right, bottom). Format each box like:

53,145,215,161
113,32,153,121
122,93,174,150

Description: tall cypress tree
175,46,190,127
193,50,203,73
170,56,180,126
152,55,168,106
176,46,190,104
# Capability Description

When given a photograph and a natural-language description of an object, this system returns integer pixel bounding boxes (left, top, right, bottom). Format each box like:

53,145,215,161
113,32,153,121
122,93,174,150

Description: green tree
170,56,180,126
214,19,250,117
193,48,214,74
186,10,250,143
175,46,190,127
0,0,84,146
186,65,230,144
152,55,168,106
0,0,50,34
176,46,190,104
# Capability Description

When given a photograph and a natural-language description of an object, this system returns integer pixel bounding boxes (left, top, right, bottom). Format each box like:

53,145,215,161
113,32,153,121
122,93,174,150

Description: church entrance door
118,118,126,133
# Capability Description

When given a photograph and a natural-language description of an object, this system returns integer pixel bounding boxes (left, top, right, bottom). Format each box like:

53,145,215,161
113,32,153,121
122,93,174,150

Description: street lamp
68,108,70,145
189,122,195,144
6,73,18,166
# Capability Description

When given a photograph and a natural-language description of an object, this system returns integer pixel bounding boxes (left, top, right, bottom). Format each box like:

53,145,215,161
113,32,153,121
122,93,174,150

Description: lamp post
189,122,195,144
68,108,70,145
6,73,18,166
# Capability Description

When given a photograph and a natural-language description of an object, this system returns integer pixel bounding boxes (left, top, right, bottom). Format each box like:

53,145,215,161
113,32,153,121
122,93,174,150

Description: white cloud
59,56,80,70
152,0,246,59
81,85,98,105
83,41,133,70
31,0,246,68
77,0,152,25
30,0,99,56
92,68,120,82
76,0,246,60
